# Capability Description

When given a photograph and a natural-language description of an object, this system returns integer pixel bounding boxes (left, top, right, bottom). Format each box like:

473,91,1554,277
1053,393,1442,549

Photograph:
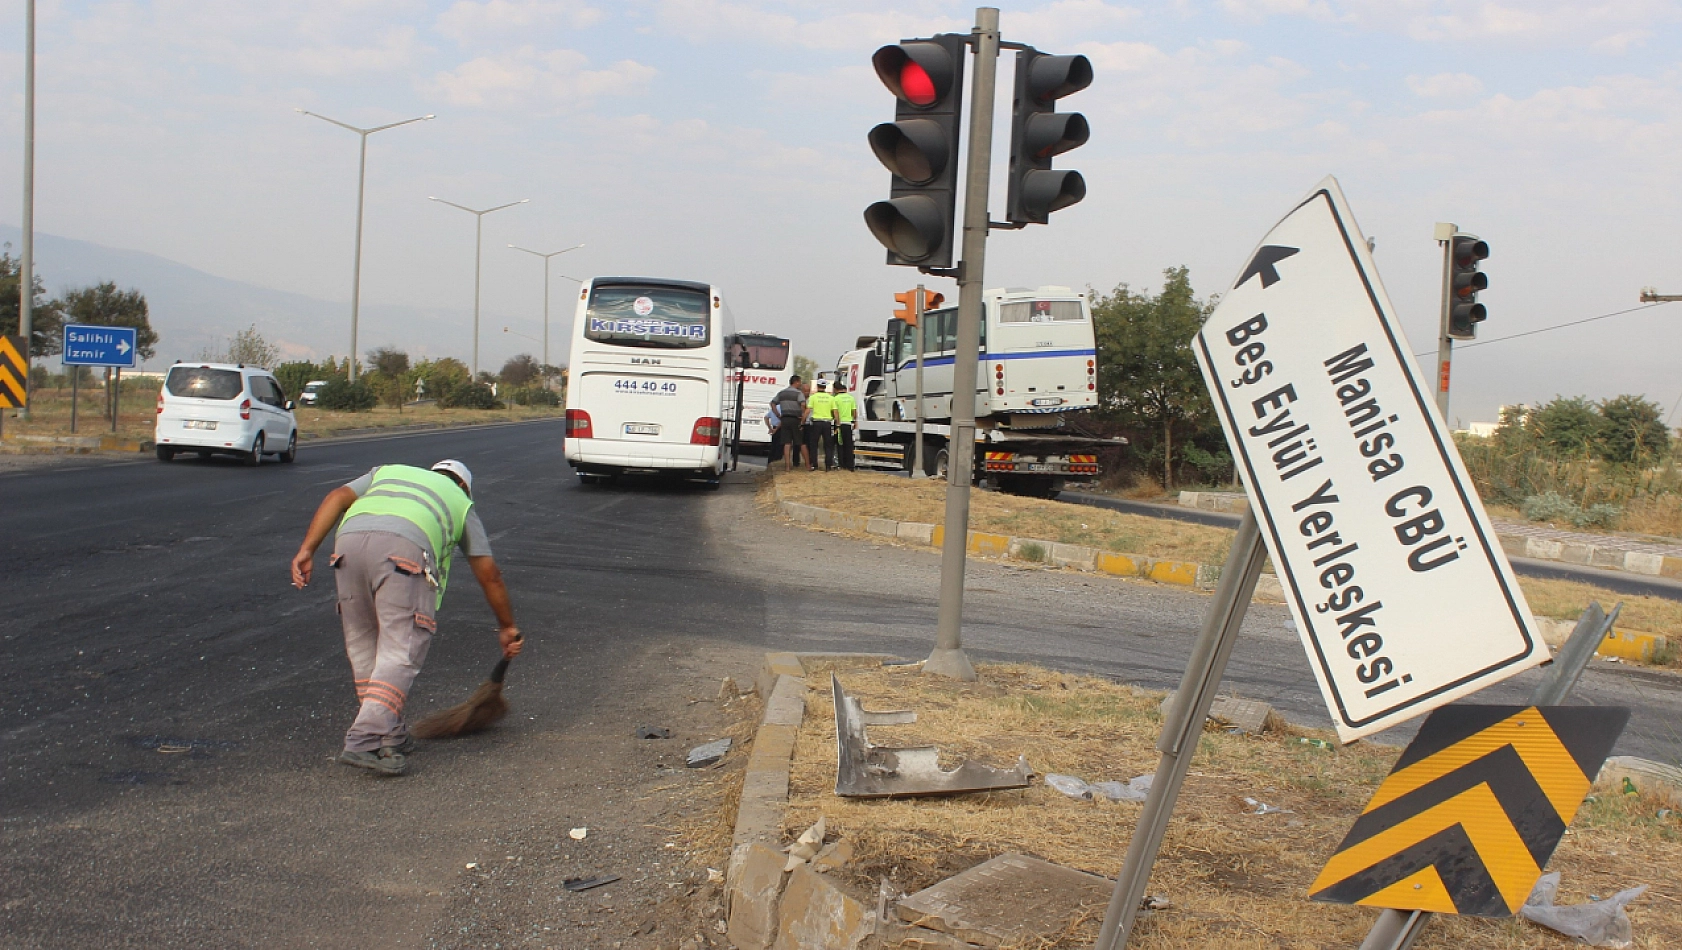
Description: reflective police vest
808,392,836,421
342,464,472,607
833,392,857,424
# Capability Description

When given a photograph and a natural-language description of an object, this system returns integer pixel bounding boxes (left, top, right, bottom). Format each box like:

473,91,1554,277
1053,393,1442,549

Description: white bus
564,277,737,487
724,333,792,457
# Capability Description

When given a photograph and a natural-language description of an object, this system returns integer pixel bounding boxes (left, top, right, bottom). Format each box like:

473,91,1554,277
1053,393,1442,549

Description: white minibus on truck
564,277,737,487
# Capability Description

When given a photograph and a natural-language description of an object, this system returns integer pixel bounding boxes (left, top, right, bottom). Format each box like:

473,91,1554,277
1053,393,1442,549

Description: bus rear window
585,285,710,349
166,367,243,400
999,300,1085,323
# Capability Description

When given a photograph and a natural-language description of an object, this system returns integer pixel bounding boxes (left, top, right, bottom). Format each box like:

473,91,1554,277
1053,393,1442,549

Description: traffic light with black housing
1447,235,1489,339
864,35,968,269
1005,49,1092,225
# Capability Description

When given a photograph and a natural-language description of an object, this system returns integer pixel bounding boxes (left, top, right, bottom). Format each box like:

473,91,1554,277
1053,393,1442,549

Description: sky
2,0,1681,426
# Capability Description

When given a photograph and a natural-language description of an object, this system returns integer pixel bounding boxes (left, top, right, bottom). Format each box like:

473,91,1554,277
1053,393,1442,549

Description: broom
411,640,520,739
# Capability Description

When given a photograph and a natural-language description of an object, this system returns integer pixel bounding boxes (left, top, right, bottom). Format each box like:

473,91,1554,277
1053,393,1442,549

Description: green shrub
440,381,501,410
508,386,560,407
315,377,376,412
1521,491,1623,529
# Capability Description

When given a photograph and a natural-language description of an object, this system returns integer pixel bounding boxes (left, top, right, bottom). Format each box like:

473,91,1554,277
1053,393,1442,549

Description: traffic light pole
926,6,999,682
1433,222,1456,420
913,284,927,479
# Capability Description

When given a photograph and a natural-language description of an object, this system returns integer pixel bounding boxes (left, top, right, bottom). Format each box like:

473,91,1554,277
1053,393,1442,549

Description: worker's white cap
432,459,473,493
816,379,829,391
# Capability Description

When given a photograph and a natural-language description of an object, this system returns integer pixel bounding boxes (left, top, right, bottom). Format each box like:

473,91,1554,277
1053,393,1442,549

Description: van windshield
585,284,710,349
167,367,242,400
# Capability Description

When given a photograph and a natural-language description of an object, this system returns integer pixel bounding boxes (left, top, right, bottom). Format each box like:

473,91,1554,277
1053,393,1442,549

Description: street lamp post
430,197,528,377
297,109,433,381
508,243,584,368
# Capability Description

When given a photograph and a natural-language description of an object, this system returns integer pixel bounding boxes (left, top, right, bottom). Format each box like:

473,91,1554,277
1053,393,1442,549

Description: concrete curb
727,651,897,950
0,433,153,455
1178,489,1682,581
771,484,1669,664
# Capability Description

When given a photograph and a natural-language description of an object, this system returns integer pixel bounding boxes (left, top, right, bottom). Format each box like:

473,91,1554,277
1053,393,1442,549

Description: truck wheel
926,447,949,479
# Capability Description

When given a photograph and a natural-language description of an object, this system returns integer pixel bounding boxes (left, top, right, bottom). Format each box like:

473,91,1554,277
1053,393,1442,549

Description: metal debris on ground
896,852,1113,948
1521,872,1648,948
687,737,732,768
562,874,621,892
1045,773,1153,803
635,725,671,740
833,673,1031,798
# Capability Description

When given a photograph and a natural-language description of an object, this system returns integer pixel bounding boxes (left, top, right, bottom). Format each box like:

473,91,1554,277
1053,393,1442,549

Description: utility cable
1414,301,1672,358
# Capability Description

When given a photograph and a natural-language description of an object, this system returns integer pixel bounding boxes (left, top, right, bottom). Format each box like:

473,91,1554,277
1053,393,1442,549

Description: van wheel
279,431,297,463
245,433,264,467
156,446,175,462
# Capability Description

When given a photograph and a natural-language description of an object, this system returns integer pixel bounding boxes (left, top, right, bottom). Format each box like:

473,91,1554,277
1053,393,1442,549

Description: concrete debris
726,843,789,950
833,674,1031,798
1160,691,1274,735
784,817,827,871
568,827,588,840
810,838,854,874
895,853,1113,949
688,737,732,768
772,866,876,950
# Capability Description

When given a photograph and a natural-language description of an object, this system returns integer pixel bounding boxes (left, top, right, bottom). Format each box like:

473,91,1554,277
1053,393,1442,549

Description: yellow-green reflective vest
833,392,857,423
343,465,473,607
808,391,836,420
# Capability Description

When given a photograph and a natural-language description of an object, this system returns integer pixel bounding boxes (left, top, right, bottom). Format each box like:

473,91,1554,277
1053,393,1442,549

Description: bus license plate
624,423,660,436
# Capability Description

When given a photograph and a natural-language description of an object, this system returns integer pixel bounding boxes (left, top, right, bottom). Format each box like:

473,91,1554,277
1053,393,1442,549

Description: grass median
769,470,1682,665
785,662,1680,949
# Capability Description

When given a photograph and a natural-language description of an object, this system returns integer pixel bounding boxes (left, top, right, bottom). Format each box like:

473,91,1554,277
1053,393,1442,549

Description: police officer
806,379,837,471
291,459,522,776
832,380,857,471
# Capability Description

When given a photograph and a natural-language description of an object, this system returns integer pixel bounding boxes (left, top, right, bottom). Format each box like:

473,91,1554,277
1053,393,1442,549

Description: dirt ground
774,663,1682,950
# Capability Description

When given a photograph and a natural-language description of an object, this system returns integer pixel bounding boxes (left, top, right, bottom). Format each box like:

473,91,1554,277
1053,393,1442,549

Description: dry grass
1521,577,1682,646
780,663,1682,949
771,470,1235,563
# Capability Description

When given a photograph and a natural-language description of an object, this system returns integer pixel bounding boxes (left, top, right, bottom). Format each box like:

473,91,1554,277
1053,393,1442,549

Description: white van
154,363,298,465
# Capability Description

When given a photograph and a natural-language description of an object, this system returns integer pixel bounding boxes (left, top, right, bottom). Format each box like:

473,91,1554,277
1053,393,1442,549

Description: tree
1090,266,1217,490
1596,394,1670,465
793,355,820,382
366,346,409,377
1526,396,1600,457
499,353,541,387
199,325,280,368
60,282,158,360
0,247,66,359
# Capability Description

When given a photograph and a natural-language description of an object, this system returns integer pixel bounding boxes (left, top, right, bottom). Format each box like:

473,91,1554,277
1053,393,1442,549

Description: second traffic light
1447,234,1489,339
1005,49,1092,225
894,288,945,324
865,35,968,269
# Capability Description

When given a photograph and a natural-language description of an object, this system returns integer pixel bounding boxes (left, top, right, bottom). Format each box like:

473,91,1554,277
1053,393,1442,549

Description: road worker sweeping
290,459,522,776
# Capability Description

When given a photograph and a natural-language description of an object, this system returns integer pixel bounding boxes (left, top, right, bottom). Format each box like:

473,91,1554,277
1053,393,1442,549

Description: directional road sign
1310,703,1627,916
1192,177,1547,742
62,324,138,368
0,335,26,407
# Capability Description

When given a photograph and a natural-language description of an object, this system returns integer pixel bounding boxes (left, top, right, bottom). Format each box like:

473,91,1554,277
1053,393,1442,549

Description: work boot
385,736,416,756
338,747,407,776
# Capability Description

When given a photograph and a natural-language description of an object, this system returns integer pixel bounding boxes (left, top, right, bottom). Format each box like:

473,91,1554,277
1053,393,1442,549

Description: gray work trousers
332,531,437,753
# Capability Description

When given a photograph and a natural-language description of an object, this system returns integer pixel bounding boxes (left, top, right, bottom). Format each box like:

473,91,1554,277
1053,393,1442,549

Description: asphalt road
2,421,1677,949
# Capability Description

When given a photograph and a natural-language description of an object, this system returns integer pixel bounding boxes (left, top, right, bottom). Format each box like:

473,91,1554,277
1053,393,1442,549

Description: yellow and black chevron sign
1310,704,1627,917
0,335,26,408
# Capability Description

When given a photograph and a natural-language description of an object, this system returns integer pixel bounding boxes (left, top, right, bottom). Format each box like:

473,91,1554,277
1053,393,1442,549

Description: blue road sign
62,324,138,368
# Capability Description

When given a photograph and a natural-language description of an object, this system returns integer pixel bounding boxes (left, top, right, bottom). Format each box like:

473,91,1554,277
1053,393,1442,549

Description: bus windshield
734,334,789,370
585,283,711,349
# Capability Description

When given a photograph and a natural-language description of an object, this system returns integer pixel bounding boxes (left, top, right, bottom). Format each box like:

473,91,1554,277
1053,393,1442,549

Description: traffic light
893,289,945,325
1447,235,1489,339
864,36,967,269
894,290,917,323
1005,49,1092,225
